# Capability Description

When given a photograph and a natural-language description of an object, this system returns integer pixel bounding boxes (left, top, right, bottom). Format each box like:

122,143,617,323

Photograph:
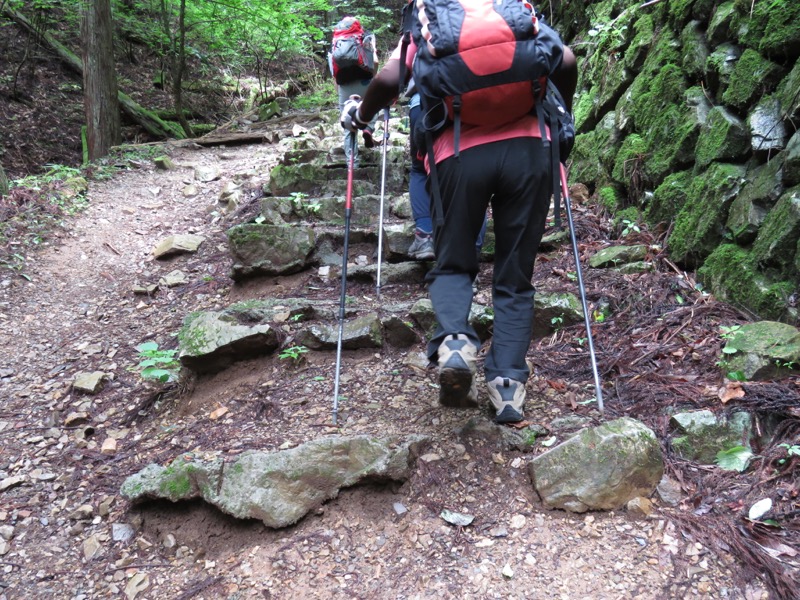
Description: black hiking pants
425,136,552,384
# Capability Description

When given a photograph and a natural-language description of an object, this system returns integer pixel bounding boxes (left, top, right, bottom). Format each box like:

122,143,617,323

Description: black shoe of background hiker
363,127,375,148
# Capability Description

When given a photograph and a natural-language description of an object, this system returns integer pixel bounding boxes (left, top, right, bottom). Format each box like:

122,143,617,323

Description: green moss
630,64,687,133
735,0,800,58
751,185,800,279
722,49,783,109
668,0,695,25
178,311,210,356
573,90,596,133
598,186,623,212
698,244,796,320
680,22,710,79
668,163,746,267
694,107,749,169
639,29,681,75
644,104,701,186
612,134,648,186
158,464,195,498
623,14,654,71
614,206,640,227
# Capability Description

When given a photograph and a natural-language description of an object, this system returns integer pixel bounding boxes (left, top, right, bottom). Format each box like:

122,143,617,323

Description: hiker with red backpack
329,16,380,167
342,0,577,423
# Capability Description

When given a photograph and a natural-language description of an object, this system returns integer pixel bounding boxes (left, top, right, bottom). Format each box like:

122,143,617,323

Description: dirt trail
0,127,767,599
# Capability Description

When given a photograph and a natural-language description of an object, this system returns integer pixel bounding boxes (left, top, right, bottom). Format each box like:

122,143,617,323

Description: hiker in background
342,2,577,423
407,88,488,262
329,16,379,167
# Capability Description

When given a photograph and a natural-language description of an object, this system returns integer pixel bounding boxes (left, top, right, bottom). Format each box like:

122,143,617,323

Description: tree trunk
171,0,192,137
80,0,121,161
0,162,8,197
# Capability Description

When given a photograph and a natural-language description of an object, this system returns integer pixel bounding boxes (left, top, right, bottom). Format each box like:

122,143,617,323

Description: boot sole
494,404,524,424
439,367,478,408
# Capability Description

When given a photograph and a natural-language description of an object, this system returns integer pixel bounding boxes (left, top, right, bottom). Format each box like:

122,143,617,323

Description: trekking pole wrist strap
354,108,370,129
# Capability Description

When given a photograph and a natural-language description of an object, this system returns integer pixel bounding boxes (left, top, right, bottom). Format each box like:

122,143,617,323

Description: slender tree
0,162,8,197
81,0,120,161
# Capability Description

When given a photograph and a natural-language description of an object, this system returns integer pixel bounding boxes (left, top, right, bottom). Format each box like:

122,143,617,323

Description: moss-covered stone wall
559,0,800,322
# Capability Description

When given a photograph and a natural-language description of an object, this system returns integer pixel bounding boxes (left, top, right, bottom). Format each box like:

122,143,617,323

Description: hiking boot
437,334,478,408
487,376,526,423
408,232,435,260
363,127,375,148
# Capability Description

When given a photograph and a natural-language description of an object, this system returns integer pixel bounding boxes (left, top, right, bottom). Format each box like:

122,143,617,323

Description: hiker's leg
408,102,432,234
475,213,488,256
484,137,551,383
425,146,494,361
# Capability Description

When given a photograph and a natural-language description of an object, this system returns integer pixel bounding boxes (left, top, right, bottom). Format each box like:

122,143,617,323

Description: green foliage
134,341,181,384
279,345,309,361
715,445,753,472
777,443,800,465
292,74,336,110
620,218,640,237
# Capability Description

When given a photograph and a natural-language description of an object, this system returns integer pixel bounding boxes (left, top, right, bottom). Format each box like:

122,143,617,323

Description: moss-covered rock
570,113,618,187
722,320,800,380
680,20,710,78
751,185,800,280
598,185,624,213
722,49,784,111
725,156,785,243
227,222,316,280
734,0,800,59
623,14,654,72
668,163,746,267
785,132,800,187
694,106,749,169
776,61,800,124
697,244,796,321
707,1,736,47
645,170,693,226
611,134,648,188
705,42,741,98
630,64,687,134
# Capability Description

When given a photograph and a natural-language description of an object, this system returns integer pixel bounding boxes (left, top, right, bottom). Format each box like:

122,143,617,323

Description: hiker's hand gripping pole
560,164,605,413
333,135,357,424
376,107,390,298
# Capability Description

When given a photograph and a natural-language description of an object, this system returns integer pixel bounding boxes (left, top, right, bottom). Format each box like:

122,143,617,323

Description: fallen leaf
718,382,745,403
547,379,567,391
747,498,773,521
209,406,229,420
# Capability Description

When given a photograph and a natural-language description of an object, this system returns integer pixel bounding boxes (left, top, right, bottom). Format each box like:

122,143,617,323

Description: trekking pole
333,135,357,425
560,164,605,413
376,107,390,298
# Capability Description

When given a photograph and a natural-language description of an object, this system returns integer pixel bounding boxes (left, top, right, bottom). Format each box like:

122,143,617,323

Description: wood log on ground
1,7,185,140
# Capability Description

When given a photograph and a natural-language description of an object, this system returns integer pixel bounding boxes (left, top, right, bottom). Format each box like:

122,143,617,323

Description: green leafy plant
620,218,640,236
715,445,754,472
777,443,800,465
720,324,742,341
279,345,309,361
134,341,180,384
551,315,564,328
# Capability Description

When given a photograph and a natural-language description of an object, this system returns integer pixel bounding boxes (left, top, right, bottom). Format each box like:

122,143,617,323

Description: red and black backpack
401,0,572,226
331,17,376,84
